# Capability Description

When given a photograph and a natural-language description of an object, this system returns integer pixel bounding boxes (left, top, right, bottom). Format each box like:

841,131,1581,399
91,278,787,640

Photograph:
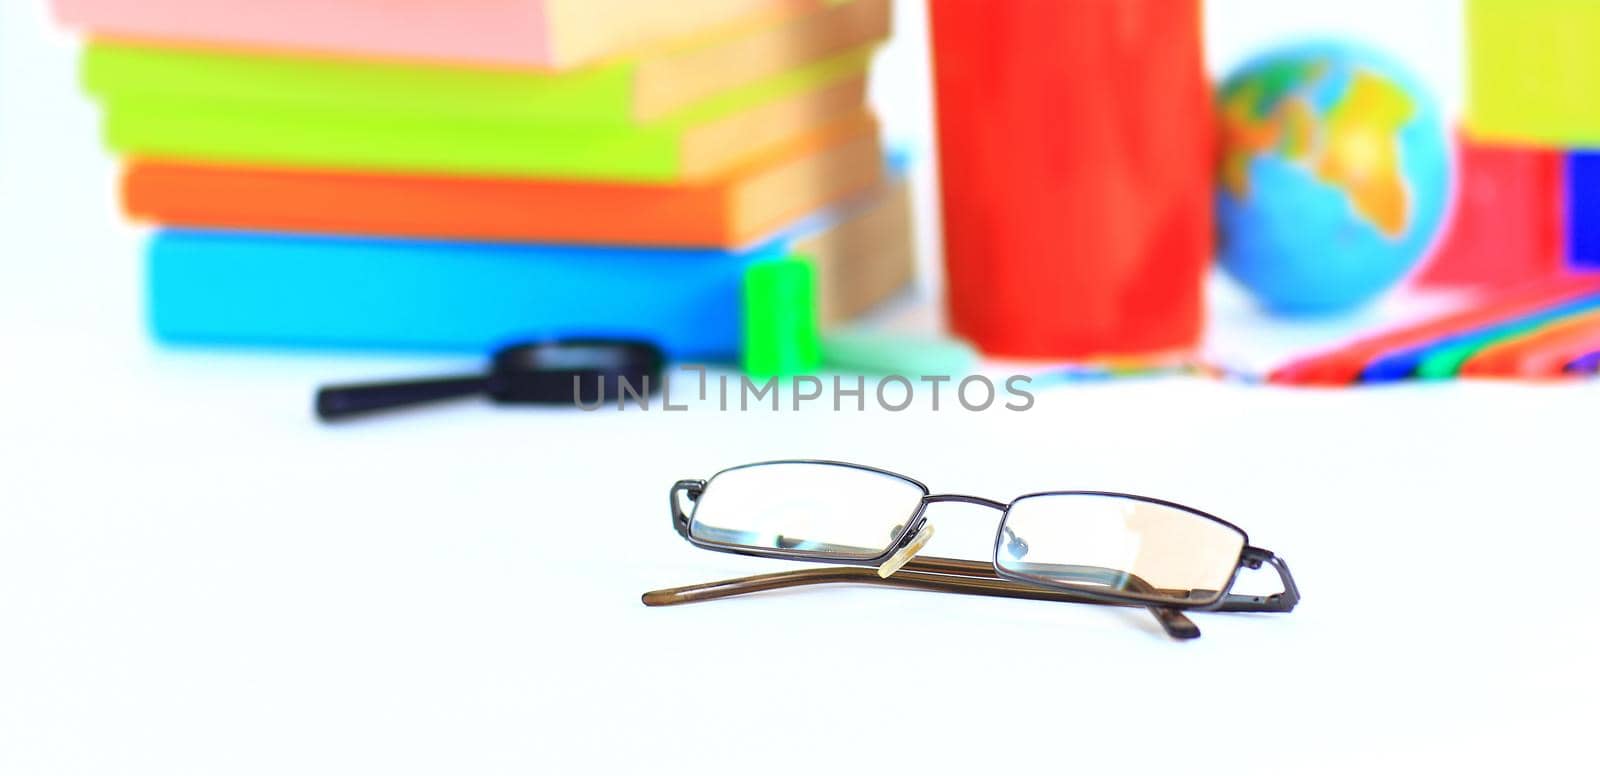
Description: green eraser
820,330,979,376
742,257,821,377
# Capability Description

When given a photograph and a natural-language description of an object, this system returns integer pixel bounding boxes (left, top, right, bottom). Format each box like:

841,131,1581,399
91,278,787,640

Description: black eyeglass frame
668,460,1300,614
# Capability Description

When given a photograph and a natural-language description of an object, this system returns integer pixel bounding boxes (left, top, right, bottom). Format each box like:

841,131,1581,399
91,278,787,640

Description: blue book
149,172,910,358
1569,152,1600,270
151,232,772,357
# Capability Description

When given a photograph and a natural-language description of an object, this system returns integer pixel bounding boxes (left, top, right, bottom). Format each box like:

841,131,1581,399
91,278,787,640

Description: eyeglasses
643,460,1299,640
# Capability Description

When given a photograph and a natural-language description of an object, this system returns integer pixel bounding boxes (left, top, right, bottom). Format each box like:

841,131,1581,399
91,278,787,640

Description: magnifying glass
315,338,664,421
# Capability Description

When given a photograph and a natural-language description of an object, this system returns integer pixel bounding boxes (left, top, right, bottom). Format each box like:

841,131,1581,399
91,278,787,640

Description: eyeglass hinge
1240,546,1272,569
670,479,705,538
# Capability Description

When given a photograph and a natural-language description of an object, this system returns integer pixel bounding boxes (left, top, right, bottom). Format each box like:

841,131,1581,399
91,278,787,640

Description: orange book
123,114,882,247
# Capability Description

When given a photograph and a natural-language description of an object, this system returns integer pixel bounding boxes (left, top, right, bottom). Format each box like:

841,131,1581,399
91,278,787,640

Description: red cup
929,0,1212,358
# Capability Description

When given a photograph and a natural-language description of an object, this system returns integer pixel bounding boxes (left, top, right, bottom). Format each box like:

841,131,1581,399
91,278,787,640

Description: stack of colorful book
55,0,913,358
1418,0,1600,289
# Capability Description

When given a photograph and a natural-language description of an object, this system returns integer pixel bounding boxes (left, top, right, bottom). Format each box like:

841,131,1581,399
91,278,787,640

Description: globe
1216,42,1451,315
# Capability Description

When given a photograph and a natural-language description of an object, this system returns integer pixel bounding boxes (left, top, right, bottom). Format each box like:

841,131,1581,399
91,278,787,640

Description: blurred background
3,0,1495,381
13,0,1594,383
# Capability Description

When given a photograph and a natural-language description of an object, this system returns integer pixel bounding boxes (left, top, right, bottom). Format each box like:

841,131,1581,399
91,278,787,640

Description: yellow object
81,0,888,125
92,47,875,181
1467,0,1600,145
1315,72,1413,237
877,524,934,579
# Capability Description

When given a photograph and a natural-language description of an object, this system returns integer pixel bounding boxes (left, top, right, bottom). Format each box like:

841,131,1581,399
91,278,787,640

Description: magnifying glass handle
316,375,491,421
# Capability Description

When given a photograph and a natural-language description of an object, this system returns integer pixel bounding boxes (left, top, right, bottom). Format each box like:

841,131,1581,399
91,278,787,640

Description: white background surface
3,1,1597,774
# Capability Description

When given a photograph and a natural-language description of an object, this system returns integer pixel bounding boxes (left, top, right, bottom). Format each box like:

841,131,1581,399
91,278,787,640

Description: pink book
54,0,813,70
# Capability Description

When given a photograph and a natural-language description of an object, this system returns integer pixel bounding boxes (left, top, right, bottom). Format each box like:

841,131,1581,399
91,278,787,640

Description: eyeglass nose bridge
922,493,1008,511
878,493,1006,580
882,493,1006,560
916,493,1025,560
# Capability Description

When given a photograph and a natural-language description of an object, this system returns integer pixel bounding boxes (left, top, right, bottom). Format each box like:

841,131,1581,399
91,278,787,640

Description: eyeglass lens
997,493,1246,605
688,462,925,560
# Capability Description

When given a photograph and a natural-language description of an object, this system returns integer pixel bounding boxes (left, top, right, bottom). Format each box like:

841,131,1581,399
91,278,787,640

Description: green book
89,46,874,181
80,1,888,125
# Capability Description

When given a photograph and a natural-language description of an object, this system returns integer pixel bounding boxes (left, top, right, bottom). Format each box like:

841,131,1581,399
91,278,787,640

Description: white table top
4,3,1595,774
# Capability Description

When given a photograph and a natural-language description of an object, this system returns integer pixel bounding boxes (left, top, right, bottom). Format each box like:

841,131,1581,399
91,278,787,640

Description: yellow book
94,47,877,181
81,0,889,125
1467,0,1600,145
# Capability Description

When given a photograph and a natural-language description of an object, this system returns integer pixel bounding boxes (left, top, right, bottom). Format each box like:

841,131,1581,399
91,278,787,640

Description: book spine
148,231,755,358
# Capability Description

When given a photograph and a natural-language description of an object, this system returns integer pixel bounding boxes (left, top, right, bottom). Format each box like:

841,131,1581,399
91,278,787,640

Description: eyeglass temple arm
1217,547,1300,613
642,555,1202,640
1004,551,1301,614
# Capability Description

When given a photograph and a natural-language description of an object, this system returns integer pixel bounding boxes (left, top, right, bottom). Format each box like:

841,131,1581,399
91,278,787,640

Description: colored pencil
1268,276,1600,384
